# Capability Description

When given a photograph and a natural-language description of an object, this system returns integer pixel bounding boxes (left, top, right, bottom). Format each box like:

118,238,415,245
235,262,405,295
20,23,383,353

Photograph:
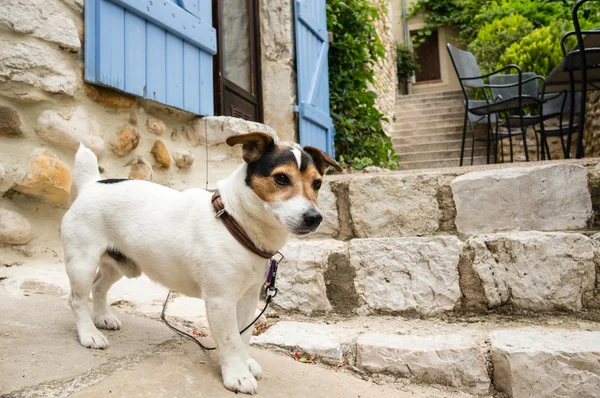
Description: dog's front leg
237,286,263,380
206,297,258,395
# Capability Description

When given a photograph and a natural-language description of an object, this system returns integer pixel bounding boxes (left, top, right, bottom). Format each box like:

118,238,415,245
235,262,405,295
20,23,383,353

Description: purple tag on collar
266,259,277,284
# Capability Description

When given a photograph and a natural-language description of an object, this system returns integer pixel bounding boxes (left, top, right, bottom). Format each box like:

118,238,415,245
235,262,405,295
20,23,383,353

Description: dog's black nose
303,209,323,229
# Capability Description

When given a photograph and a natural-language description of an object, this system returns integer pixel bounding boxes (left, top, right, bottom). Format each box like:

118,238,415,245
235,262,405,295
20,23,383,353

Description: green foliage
396,42,420,83
327,0,400,170
410,0,600,79
409,0,487,46
468,15,534,73
499,22,568,77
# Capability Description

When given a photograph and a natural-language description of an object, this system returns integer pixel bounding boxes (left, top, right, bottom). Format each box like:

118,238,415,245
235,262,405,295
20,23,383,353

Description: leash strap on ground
161,255,282,351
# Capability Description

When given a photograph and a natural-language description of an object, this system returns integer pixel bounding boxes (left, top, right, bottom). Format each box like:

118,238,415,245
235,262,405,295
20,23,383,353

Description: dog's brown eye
274,173,290,186
313,180,322,190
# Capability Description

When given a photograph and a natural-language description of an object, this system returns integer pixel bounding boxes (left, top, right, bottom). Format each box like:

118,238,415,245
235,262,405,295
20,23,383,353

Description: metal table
542,32,600,158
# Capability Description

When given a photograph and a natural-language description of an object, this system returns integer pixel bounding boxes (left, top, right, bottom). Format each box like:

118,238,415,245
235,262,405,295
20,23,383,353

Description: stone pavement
0,269,469,398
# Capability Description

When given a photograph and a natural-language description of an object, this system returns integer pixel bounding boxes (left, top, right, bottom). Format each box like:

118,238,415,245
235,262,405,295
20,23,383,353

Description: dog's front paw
222,363,258,395
247,357,263,380
94,311,122,330
79,328,109,349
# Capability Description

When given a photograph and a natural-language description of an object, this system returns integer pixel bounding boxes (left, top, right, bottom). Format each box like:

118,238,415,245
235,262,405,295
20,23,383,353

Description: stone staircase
393,91,489,170
254,160,600,397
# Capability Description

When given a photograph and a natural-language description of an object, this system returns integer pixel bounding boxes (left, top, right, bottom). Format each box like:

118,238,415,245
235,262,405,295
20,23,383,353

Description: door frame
212,0,263,122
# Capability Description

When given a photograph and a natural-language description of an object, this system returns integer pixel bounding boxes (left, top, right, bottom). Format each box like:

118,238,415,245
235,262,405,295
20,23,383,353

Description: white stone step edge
252,322,600,396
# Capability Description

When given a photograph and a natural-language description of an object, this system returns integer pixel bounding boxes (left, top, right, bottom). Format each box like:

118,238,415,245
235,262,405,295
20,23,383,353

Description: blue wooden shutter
294,0,335,156
85,0,216,116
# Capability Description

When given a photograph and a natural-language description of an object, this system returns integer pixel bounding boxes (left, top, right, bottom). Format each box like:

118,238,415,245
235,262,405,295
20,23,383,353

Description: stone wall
369,0,398,134
0,0,284,263
583,92,600,157
272,160,600,316
260,0,297,142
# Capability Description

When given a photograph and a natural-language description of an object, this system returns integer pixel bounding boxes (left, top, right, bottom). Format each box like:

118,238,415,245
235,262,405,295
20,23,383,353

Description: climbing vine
327,0,400,170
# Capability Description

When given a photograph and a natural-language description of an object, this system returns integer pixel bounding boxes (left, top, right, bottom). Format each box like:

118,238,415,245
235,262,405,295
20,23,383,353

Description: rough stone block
251,321,358,363
491,329,600,398
13,149,71,205
0,38,77,100
129,158,152,181
145,116,166,135
298,180,338,239
276,240,347,314
112,127,140,157
187,116,278,147
357,333,490,395
452,164,592,235
173,150,194,169
350,236,462,315
36,107,104,156
348,173,448,238
150,140,170,169
461,232,596,311
0,105,22,136
85,84,137,110
0,208,32,245
0,0,80,51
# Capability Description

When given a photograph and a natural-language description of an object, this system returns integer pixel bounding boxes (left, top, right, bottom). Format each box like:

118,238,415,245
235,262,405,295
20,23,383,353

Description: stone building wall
369,0,398,134
260,0,297,142
0,0,289,263
583,92,600,158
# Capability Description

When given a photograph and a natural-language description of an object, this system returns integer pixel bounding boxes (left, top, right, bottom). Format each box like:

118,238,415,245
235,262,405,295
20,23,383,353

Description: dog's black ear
226,132,275,163
303,146,343,175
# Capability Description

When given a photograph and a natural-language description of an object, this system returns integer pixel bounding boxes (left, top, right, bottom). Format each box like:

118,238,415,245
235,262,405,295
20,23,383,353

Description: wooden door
413,30,441,83
213,0,262,121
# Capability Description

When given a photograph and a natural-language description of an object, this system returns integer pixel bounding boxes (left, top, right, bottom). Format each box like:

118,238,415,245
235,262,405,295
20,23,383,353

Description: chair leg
533,127,540,161
576,70,587,158
468,120,476,166
520,119,529,162
566,75,576,159
507,122,514,163
560,134,567,158
460,111,468,167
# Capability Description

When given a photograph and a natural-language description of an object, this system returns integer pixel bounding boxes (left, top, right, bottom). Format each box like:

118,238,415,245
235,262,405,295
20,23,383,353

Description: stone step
395,104,465,118
280,230,597,316
252,319,600,396
393,117,465,131
390,123,465,137
396,90,462,102
395,139,487,154
392,131,468,145
394,109,464,123
398,156,489,170
398,147,488,162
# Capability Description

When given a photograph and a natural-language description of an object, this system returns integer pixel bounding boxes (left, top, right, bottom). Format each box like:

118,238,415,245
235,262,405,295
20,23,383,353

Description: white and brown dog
61,132,342,394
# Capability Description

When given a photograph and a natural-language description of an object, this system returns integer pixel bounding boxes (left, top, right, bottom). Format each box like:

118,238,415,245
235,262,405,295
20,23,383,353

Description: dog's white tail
74,143,100,191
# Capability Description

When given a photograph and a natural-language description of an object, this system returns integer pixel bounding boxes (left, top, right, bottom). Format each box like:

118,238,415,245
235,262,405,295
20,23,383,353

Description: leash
161,189,282,350
161,255,283,351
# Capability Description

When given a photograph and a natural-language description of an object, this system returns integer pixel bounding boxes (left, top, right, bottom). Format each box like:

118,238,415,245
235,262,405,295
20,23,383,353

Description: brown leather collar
211,190,277,259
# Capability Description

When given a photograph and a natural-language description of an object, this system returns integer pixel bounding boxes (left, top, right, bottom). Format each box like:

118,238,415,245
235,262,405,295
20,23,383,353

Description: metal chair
538,91,582,159
488,73,561,161
559,0,600,157
447,44,546,165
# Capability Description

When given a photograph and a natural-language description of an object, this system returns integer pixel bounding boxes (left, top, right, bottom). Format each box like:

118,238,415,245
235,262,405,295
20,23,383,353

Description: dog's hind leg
65,250,109,349
206,297,258,395
92,257,123,330
237,286,263,380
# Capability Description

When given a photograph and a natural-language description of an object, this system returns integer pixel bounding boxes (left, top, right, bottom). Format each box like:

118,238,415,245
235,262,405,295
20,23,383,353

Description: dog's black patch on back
98,178,129,184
